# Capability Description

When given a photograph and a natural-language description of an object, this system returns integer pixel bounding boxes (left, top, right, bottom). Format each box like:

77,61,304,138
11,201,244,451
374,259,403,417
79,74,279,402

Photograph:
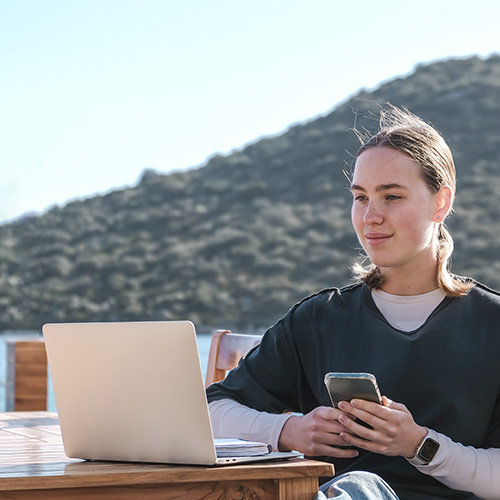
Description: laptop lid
43,321,300,466
43,321,221,465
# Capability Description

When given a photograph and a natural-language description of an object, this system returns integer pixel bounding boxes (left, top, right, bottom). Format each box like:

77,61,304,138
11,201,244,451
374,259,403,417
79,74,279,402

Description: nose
363,202,383,225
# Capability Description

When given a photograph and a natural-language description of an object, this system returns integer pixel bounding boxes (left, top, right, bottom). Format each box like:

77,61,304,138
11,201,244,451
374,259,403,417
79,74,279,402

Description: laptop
42,320,301,465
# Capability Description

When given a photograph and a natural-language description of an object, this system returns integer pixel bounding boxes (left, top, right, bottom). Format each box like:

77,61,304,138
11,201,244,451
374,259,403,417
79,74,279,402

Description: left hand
337,396,427,458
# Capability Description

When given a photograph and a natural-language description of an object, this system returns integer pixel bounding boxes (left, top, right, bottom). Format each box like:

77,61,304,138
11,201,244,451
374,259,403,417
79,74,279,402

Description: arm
209,399,292,451
336,397,500,499
408,428,500,500
209,398,360,458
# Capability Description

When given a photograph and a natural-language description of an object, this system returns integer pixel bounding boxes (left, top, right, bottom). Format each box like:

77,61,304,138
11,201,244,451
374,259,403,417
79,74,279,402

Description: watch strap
408,429,441,466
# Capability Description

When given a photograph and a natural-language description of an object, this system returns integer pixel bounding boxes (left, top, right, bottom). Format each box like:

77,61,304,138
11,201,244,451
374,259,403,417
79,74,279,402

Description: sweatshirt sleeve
407,428,500,500
209,398,293,452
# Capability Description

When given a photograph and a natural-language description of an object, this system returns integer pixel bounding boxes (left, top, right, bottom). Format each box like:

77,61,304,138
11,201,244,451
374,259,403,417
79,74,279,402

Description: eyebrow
350,183,409,192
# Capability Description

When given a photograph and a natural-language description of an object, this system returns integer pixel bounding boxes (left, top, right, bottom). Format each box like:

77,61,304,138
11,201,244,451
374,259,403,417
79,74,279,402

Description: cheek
351,206,362,233
403,215,436,247
419,222,437,245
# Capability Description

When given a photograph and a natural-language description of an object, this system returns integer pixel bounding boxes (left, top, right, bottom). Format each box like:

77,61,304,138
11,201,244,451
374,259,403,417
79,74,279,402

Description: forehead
352,147,424,188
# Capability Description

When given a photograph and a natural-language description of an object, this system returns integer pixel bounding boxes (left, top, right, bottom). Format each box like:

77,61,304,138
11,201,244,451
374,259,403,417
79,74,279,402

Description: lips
364,233,392,245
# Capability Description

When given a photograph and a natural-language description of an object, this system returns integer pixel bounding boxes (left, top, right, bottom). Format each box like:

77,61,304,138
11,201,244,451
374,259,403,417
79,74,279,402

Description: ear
434,185,453,222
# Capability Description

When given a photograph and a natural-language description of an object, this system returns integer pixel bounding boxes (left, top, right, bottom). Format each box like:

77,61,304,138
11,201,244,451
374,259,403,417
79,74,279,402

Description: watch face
418,438,440,463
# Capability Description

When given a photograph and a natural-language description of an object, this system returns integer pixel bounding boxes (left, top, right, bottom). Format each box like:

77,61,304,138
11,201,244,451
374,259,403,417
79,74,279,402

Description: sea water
0,332,213,413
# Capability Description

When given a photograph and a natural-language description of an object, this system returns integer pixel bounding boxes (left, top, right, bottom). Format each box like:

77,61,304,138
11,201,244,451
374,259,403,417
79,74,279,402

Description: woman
206,106,500,500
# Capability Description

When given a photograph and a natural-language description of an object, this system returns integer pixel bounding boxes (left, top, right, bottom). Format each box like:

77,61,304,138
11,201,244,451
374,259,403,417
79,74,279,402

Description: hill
1,55,500,332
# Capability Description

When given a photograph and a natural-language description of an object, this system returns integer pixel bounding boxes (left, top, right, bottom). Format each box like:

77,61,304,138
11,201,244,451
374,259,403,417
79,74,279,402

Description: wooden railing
5,340,47,411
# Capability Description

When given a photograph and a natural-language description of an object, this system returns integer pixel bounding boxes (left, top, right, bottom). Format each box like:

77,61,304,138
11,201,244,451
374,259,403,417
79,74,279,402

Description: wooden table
0,412,334,500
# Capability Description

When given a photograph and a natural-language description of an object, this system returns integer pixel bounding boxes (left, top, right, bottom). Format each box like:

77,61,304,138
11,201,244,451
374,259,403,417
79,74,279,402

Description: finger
315,405,356,422
337,413,377,440
338,400,386,429
310,440,360,459
318,420,355,438
351,399,387,415
309,417,362,451
338,431,380,453
299,409,358,440
336,416,390,452
349,397,410,417
348,399,413,432
315,429,355,447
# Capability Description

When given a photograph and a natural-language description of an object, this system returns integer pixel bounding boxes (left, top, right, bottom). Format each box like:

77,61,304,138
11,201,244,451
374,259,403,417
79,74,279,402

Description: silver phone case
324,372,382,407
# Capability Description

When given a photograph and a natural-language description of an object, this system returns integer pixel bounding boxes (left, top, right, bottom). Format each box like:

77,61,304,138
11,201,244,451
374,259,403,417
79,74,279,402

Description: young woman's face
351,147,444,278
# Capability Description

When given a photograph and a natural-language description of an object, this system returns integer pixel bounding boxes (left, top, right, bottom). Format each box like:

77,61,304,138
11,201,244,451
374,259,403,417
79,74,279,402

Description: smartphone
324,372,382,407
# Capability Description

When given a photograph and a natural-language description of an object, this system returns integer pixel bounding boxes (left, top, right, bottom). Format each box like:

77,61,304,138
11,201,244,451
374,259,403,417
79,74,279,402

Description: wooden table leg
277,476,319,500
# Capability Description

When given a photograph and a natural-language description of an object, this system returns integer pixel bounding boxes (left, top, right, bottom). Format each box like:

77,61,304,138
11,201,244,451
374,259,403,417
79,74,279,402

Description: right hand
278,406,360,458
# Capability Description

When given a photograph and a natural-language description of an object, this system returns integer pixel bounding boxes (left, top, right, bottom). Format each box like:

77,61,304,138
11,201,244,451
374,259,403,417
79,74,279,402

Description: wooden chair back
6,339,47,411
205,329,262,388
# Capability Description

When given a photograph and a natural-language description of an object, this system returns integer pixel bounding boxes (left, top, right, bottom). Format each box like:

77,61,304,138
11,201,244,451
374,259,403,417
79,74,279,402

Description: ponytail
435,224,473,297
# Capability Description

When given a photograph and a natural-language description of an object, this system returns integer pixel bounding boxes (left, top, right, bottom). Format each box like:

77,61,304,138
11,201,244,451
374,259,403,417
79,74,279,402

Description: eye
353,193,367,202
386,194,402,201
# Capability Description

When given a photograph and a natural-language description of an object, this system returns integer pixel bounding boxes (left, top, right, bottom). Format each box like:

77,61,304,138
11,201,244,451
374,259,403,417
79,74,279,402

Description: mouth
364,233,392,246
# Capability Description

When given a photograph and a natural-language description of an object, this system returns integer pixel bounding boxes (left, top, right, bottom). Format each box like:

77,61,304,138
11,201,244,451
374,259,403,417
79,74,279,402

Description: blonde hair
352,106,472,297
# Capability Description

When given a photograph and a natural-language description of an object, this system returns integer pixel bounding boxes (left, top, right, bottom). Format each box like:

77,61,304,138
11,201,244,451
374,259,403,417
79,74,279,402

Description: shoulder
450,278,500,315
471,280,500,296
453,275,500,299
294,281,364,307
286,282,366,322
272,283,366,349
466,279,500,304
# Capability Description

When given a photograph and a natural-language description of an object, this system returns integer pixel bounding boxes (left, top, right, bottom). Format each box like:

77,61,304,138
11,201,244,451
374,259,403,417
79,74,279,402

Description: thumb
382,396,410,413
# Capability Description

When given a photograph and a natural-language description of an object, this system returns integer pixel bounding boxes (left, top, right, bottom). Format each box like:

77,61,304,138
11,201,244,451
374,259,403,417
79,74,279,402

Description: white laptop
42,320,301,465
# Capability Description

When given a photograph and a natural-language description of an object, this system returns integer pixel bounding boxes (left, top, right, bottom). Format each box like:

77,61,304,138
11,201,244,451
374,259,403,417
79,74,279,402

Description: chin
366,257,397,269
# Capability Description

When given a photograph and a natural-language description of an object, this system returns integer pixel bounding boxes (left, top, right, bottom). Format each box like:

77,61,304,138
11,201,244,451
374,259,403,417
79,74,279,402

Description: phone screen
324,372,382,407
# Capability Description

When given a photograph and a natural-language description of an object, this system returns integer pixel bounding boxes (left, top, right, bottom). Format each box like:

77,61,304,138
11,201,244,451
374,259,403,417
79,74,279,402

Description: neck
379,264,439,296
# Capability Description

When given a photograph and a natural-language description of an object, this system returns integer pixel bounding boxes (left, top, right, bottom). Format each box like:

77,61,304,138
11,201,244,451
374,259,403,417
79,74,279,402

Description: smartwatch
414,436,440,465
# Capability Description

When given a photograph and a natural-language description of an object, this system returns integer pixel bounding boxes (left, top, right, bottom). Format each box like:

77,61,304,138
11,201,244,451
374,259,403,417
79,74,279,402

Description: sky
1,0,499,223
